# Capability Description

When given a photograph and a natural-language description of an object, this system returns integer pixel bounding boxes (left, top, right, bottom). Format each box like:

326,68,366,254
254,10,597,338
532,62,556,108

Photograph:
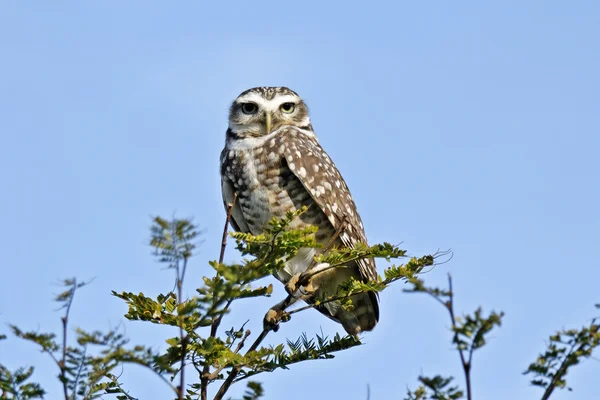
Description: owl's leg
263,295,297,332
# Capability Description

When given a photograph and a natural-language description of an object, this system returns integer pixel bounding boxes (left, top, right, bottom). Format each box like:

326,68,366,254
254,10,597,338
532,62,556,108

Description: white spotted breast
220,128,336,242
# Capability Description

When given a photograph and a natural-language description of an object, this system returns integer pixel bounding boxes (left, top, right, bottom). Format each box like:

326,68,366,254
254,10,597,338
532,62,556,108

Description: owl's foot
285,274,301,295
285,273,317,298
263,305,290,333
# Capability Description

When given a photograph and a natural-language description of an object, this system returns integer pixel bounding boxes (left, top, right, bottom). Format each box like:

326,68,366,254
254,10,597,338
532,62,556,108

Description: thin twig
210,299,234,337
200,193,237,400
233,330,252,354
176,255,188,400
225,320,250,350
180,254,189,289
71,344,87,400
60,279,77,400
191,351,203,376
446,274,472,400
61,321,69,400
219,192,238,265
108,375,137,400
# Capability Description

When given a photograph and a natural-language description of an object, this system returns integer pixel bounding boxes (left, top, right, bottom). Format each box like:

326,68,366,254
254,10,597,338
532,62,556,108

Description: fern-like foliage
0,334,45,400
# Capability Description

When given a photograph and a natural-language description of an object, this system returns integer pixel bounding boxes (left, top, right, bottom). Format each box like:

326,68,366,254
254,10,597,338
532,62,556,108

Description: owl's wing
280,128,378,282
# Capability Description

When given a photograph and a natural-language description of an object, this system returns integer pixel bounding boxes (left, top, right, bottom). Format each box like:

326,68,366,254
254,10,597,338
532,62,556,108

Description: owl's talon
299,280,316,297
286,272,318,299
285,273,301,295
263,307,290,332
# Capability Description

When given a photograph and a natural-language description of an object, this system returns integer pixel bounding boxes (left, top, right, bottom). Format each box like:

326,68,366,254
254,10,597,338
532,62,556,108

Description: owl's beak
265,112,272,134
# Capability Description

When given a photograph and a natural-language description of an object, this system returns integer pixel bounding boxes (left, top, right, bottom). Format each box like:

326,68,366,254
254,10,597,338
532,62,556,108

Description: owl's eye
280,102,295,113
241,103,258,114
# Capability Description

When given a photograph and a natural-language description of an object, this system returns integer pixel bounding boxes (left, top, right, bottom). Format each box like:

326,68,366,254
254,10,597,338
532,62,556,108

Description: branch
219,192,238,265
200,193,237,400
537,323,599,400
177,257,188,400
60,279,77,400
539,340,580,400
71,344,87,400
107,374,137,400
444,275,472,400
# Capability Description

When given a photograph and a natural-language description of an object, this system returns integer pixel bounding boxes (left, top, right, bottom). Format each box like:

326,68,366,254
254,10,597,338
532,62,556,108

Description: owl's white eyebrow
236,93,299,110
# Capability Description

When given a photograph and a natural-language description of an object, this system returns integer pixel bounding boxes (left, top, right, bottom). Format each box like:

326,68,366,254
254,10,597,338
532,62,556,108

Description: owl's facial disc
228,89,310,138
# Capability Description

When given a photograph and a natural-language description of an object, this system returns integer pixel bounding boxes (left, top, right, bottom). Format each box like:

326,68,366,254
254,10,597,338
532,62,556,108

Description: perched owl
220,87,378,335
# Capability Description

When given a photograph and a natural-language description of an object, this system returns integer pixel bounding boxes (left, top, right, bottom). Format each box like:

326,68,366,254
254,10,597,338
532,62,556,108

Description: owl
220,87,378,335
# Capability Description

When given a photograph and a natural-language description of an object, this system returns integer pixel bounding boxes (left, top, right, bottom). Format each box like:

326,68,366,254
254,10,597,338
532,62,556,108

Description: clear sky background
1,2,599,399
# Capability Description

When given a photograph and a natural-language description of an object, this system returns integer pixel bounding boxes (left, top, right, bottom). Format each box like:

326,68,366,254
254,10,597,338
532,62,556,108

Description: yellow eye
280,102,295,113
241,103,258,114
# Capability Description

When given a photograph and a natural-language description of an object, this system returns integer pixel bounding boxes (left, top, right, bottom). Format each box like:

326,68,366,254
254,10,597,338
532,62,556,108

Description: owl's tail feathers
337,291,379,336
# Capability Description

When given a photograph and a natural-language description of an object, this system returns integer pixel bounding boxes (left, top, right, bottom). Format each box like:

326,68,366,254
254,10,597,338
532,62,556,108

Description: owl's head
228,87,311,138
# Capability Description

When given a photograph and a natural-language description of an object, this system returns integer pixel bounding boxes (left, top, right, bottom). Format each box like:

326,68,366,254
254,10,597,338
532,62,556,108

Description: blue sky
1,1,599,399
